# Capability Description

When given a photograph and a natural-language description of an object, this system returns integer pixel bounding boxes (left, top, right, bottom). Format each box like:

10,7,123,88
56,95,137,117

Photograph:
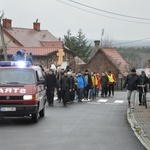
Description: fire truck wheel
31,111,39,123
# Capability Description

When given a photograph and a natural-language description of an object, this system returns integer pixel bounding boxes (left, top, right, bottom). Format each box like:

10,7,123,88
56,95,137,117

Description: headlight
23,95,33,100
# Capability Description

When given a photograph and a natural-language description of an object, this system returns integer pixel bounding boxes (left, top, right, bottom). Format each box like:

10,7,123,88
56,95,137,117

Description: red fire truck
0,61,46,123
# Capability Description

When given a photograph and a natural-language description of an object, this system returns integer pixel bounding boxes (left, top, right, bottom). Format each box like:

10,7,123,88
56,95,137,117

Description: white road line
82,99,91,102
97,99,108,103
114,100,124,103
87,102,101,105
106,103,119,105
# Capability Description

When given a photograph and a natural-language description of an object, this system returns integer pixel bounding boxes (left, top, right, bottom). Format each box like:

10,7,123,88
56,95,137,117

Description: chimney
2,18,12,28
94,40,100,48
33,22,40,31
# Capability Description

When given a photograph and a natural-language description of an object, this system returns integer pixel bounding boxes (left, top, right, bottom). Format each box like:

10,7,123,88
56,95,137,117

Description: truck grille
0,96,23,100
0,103,23,105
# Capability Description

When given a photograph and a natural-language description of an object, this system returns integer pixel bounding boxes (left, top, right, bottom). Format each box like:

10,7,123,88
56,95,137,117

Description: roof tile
103,49,130,75
6,47,60,56
4,27,59,47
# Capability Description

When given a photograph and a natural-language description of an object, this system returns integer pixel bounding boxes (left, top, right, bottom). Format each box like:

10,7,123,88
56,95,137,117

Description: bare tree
102,35,114,48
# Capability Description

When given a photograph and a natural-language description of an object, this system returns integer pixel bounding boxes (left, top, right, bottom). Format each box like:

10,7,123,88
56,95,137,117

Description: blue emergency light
0,61,31,67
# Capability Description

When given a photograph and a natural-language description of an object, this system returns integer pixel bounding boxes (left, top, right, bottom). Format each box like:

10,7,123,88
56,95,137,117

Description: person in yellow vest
106,71,116,96
90,72,98,99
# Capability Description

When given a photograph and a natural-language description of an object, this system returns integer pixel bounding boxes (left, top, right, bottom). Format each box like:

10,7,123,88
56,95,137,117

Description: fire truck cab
0,61,46,123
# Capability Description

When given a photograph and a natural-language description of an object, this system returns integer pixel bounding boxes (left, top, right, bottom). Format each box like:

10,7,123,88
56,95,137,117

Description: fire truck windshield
0,68,35,85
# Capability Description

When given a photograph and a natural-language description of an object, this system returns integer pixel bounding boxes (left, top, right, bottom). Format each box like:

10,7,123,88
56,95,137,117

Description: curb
127,108,150,150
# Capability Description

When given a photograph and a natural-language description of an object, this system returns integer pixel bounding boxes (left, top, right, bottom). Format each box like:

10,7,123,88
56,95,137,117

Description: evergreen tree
63,29,91,62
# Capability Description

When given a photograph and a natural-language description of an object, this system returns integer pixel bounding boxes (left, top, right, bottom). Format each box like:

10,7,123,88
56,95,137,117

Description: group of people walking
44,66,150,109
44,68,116,107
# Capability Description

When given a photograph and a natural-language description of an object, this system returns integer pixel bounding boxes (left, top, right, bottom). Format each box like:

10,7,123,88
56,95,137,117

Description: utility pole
0,11,8,61
100,28,104,48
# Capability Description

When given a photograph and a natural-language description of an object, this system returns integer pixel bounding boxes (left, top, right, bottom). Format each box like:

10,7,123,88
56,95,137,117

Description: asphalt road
0,91,147,150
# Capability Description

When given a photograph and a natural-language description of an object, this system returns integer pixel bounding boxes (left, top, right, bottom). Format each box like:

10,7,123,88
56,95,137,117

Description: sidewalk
127,100,150,150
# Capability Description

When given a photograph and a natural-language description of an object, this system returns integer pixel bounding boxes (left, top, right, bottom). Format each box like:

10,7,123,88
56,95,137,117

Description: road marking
114,100,124,103
82,99,91,102
97,99,108,103
87,102,101,105
106,103,119,105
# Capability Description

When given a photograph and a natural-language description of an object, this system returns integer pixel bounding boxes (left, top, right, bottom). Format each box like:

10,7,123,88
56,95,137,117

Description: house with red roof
80,40,131,90
0,18,81,70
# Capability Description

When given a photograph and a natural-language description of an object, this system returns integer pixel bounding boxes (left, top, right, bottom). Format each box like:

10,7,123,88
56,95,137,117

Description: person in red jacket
96,73,101,97
106,71,116,96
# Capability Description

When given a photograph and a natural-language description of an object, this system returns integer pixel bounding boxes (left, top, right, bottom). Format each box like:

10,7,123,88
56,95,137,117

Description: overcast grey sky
1,0,150,41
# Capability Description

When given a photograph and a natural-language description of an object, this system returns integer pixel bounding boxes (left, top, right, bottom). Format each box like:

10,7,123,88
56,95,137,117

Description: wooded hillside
115,47,150,68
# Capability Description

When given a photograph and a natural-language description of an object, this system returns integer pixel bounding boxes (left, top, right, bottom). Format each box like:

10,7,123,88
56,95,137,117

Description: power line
57,0,150,24
112,37,150,46
68,0,150,21
57,0,150,46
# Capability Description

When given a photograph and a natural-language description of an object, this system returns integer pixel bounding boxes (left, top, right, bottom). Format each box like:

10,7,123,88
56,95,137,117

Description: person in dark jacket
72,72,78,100
59,71,71,106
56,68,64,103
45,69,57,106
101,72,109,97
84,69,92,100
68,72,75,103
138,71,149,105
123,68,140,109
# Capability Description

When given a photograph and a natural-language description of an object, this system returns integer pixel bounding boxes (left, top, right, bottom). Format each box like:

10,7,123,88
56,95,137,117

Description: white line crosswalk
88,99,125,105
54,96,125,105
114,100,124,103
97,99,108,103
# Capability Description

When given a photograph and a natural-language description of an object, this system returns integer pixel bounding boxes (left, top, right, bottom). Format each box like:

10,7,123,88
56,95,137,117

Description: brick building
81,41,131,90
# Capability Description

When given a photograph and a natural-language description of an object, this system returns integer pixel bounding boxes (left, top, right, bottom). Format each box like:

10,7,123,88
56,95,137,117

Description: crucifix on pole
57,49,64,66
0,11,7,60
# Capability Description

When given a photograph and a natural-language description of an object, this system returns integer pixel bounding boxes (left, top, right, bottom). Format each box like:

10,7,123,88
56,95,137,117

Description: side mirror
38,79,45,85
